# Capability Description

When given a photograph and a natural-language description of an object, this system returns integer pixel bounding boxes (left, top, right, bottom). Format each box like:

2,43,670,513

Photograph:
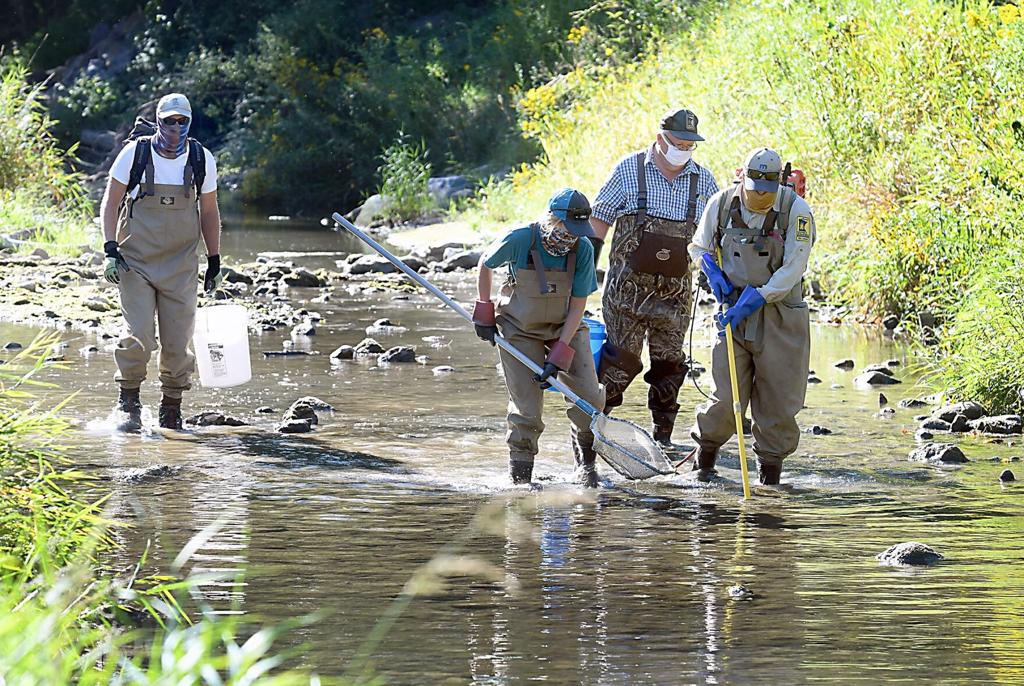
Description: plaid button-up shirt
591,146,720,225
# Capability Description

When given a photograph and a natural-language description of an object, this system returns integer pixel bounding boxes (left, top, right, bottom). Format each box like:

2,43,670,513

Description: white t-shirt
110,138,218,199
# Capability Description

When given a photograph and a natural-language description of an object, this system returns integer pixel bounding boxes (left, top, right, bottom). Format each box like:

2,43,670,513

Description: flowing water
3,215,1022,685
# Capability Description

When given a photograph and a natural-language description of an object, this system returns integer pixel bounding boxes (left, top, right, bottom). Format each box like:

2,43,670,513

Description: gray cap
157,93,192,119
743,147,782,192
659,108,704,142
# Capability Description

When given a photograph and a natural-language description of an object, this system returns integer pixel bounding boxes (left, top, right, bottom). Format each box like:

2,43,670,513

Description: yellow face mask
740,185,776,214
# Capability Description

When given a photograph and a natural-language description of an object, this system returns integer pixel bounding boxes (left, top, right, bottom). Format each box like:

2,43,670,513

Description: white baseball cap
743,147,783,192
156,93,192,119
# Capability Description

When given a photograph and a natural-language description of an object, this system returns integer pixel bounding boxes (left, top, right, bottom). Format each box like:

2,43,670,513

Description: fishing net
591,414,674,480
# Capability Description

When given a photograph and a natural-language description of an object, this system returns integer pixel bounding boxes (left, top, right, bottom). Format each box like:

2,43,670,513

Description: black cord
688,284,711,400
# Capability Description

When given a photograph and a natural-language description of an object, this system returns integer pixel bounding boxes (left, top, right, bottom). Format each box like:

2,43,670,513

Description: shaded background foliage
3,0,688,213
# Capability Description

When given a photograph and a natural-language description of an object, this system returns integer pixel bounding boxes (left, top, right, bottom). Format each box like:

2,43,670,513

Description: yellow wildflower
997,4,1019,23
567,25,590,44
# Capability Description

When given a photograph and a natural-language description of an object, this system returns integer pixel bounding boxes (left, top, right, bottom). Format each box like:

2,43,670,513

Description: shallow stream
3,215,1022,684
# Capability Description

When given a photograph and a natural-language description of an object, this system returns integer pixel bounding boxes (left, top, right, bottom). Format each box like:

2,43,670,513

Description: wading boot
689,446,719,482
116,387,142,433
509,456,534,485
158,396,183,430
758,461,782,486
571,429,599,488
652,411,676,448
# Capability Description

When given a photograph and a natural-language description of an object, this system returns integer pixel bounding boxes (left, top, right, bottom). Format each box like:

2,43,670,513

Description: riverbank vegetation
465,0,1024,413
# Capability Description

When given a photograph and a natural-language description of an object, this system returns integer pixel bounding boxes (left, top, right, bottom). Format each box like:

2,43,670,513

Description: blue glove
700,253,734,304
716,285,766,336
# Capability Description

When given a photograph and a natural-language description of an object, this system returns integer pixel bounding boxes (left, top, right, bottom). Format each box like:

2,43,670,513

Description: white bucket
193,304,252,388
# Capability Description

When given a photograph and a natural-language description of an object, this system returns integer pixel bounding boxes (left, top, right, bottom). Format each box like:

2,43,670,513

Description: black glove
590,237,604,270
534,362,558,390
474,323,498,346
697,271,710,293
204,254,224,293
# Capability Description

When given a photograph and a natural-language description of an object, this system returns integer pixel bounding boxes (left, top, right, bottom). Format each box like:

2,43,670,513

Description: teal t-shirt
482,225,598,298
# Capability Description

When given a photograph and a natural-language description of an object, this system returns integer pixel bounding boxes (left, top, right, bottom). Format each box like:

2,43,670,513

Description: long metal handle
331,213,599,417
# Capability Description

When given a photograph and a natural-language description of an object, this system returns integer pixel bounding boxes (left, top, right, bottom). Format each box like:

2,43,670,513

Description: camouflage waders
113,154,201,400
600,153,699,442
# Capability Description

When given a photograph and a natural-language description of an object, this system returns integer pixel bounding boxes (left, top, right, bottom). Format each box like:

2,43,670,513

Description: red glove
473,300,498,346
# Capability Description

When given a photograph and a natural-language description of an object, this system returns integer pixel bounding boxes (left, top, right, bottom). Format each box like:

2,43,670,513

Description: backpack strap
635,152,648,228
775,187,797,240
125,138,153,201
187,138,206,198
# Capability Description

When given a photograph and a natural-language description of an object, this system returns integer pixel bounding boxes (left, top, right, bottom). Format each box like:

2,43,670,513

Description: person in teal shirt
473,188,606,487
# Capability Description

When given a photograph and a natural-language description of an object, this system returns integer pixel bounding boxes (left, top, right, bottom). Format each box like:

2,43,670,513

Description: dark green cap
660,108,704,142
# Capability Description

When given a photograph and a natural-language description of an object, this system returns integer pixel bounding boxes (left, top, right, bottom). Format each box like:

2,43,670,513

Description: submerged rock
379,346,416,363
999,469,1015,482
330,345,355,361
899,398,929,409
949,413,970,434
281,269,322,287
863,364,895,377
879,393,889,407
876,542,943,567
805,425,833,435
909,443,968,464
934,401,986,422
3,342,23,350
728,584,755,600
915,429,934,442
855,371,902,386
256,406,275,414
115,465,183,483
432,365,455,375
807,375,822,384
278,419,313,434
833,359,855,370
346,254,397,275
920,418,951,432
291,321,316,337
968,415,1023,435
186,412,248,427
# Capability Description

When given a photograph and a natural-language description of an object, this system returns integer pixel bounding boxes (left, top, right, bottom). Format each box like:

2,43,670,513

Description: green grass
463,0,1024,412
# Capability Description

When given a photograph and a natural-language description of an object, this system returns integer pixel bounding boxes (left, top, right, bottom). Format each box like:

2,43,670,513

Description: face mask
660,135,692,167
740,184,777,214
541,221,577,257
154,118,190,157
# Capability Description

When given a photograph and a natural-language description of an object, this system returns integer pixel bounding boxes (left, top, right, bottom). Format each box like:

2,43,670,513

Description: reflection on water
2,216,1022,684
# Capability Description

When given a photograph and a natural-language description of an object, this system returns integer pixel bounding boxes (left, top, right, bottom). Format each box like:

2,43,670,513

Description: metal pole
331,213,599,417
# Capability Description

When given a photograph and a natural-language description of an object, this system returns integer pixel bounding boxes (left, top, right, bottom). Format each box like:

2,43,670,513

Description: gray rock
222,267,254,285
834,359,855,369
291,322,316,337
806,425,832,435
31,247,49,260
256,406,275,414
440,250,482,272
968,415,1023,435
185,412,248,427
999,469,1015,482
879,393,889,407
899,398,929,409
949,413,970,433
398,255,427,272
920,418,952,431
84,296,113,312
934,401,987,422
854,371,902,386
379,346,416,363
346,254,397,275
883,314,900,330
282,396,332,428
432,365,455,375
115,465,182,483
863,364,895,377
281,269,322,287
350,193,391,226
886,359,902,367
427,175,476,207
909,443,968,464
330,345,355,361
876,542,943,566
919,310,938,329
416,242,469,262
278,419,313,434
807,375,822,384
3,342,23,350
915,429,934,441
354,338,385,355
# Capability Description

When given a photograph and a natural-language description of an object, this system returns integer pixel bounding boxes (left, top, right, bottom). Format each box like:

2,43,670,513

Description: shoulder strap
715,185,740,247
776,187,797,239
528,224,552,293
685,171,700,226
188,138,206,197
125,138,152,199
635,152,647,227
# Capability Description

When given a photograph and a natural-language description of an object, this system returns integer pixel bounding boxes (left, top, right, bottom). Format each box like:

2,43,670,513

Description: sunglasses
747,169,781,181
161,116,190,125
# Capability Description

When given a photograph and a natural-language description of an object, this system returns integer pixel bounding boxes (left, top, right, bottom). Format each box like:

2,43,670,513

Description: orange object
787,168,806,197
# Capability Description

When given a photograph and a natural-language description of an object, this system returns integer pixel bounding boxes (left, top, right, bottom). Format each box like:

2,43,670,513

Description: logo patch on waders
656,248,672,261
160,196,175,206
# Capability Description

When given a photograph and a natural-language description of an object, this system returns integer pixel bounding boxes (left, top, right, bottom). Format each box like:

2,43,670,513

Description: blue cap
548,187,595,237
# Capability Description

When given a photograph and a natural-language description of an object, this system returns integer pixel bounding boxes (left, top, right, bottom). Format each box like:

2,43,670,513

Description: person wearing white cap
99,92,223,431
686,147,816,485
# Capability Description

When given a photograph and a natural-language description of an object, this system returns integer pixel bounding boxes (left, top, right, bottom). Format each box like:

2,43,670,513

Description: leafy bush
377,134,433,223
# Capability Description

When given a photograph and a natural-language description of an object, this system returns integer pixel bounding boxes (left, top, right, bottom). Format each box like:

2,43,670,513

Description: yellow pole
716,247,752,499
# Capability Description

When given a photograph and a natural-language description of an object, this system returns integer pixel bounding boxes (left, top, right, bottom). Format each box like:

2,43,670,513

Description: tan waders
495,229,605,485
113,167,201,415
600,153,699,444
691,187,811,481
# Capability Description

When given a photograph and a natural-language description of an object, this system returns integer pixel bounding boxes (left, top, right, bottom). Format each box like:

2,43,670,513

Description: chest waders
690,185,812,481
495,225,605,480
112,151,201,400
600,152,700,445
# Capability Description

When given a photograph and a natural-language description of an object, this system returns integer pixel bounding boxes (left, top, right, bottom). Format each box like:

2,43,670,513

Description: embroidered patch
160,196,175,206
795,215,811,242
